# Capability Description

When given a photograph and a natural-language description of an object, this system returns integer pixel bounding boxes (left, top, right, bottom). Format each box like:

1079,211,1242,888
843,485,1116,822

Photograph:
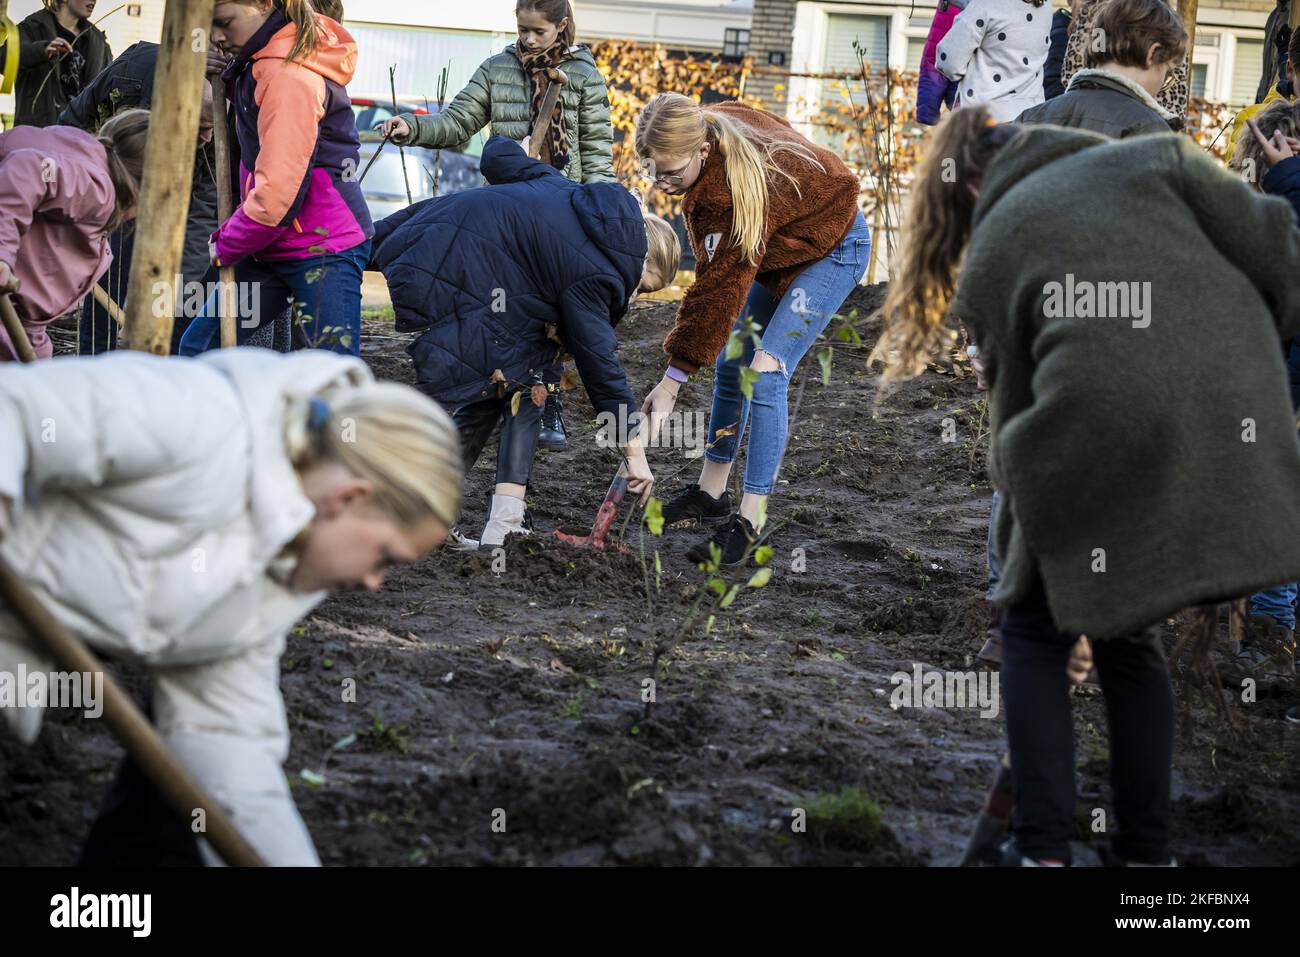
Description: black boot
538,393,568,451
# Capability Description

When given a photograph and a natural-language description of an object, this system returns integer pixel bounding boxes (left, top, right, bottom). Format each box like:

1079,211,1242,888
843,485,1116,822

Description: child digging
180,0,373,356
875,107,1300,865
378,0,617,453
0,349,461,865
634,93,870,566
369,136,680,548
0,108,147,362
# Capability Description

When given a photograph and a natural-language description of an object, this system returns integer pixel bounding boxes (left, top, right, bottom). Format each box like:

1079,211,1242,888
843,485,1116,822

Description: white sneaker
479,494,530,548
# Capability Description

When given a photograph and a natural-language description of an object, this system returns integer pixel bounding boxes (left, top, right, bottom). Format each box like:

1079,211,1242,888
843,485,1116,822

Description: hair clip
307,396,331,429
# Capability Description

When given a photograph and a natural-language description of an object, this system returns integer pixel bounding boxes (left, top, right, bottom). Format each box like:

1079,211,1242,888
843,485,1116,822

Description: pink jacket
0,126,116,361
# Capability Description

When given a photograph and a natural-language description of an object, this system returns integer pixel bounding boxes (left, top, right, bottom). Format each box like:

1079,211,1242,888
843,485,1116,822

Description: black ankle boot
538,393,567,451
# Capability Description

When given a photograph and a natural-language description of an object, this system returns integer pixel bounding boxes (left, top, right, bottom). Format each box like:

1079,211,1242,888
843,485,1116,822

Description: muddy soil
3,284,1299,866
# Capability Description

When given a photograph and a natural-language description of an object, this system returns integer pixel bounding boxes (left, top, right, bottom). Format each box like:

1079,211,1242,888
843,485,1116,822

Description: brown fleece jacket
666,102,861,373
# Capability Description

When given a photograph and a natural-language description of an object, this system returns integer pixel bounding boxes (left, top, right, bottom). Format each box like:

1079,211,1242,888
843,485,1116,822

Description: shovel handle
210,75,238,349
0,557,266,866
0,293,36,363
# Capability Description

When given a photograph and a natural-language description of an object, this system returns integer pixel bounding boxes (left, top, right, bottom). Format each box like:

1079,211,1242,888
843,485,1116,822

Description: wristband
664,365,689,384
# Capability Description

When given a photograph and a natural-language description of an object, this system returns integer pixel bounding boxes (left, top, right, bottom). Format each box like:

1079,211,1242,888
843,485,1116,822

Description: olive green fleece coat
399,44,614,184
952,127,1300,639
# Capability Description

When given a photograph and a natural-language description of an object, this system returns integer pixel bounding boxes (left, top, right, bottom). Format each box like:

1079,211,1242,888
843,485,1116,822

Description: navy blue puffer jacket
370,136,644,419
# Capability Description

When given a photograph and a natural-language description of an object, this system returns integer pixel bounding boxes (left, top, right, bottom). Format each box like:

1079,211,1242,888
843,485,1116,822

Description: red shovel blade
552,470,630,550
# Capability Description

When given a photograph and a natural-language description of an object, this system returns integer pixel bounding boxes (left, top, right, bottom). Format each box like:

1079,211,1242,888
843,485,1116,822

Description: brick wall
747,0,798,106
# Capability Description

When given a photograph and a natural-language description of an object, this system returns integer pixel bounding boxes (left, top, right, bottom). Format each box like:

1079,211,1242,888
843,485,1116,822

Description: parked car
351,96,481,224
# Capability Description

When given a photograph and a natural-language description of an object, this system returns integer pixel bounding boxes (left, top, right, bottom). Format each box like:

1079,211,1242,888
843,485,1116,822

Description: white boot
445,525,480,551
479,494,529,548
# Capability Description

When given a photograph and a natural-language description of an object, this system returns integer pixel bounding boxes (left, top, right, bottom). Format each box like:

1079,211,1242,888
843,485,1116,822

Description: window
126,3,141,14
905,38,925,74
813,14,891,147
824,13,890,71
1190,63,1207,98
768,50,787,66
1230,39,1264,106
724,28,750,60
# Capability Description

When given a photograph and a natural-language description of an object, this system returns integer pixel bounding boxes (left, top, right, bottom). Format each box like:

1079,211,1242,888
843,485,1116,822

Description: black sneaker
685,513,768,567
538,393,567,451
661,483,733,528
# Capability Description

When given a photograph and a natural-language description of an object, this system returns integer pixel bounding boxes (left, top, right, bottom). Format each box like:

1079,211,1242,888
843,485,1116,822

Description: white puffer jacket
0,349,374,866
937,0,1052,122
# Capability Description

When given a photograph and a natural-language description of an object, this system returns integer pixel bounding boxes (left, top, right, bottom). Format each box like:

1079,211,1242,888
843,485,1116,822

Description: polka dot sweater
936,0,1051,122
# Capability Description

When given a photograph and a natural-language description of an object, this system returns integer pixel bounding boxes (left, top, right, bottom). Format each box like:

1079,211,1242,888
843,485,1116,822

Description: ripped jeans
705,211,870,495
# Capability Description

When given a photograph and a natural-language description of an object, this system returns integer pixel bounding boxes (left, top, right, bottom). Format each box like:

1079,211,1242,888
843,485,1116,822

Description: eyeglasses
651,153,702,188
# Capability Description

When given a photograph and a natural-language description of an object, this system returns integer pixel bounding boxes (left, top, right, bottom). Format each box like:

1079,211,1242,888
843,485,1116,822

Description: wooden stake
121,0,210,355
210,74,237,348
0,557,266,866
1177,0,1200,118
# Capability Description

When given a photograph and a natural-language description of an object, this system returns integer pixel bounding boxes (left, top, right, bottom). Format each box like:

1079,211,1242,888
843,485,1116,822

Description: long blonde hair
642,212,681,290
871,107,1020,388
635,93,825,266
286,383,463,529
96,108,150,235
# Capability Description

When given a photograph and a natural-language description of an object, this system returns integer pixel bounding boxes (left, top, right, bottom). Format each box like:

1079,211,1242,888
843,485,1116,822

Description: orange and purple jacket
213,10,373,265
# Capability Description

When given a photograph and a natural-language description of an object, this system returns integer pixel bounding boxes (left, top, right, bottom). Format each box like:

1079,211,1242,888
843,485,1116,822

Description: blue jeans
178,240,370,357
706,212,870,495
1248,337,1300,628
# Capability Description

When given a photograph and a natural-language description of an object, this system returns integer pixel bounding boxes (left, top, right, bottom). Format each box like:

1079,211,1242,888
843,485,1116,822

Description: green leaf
708,578,727,596
739,366,759,400
817,347,833,386
338,334,352,349
644,496,664,535
313,227,330,236
747,567,772,589
718,584,741,608
300,769,326,787
725,333,744,361
754,545,773,566
704,614,716,635
332,733,357,750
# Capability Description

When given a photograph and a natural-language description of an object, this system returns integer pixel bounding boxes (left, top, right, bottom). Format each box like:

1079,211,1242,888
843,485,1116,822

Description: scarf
514,41,571,172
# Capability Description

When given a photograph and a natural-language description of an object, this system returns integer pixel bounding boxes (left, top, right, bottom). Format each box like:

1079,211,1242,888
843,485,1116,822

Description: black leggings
453,392,543,488
1000,574,1174,865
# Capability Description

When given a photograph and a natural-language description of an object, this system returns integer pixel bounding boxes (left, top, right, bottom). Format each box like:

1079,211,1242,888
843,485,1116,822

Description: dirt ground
3,283,1299,866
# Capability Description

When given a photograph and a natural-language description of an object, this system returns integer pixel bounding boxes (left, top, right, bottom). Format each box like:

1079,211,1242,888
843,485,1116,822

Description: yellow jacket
1227,83,1293,154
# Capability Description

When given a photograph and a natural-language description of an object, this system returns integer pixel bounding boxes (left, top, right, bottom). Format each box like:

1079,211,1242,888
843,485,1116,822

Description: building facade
748,0,1277,111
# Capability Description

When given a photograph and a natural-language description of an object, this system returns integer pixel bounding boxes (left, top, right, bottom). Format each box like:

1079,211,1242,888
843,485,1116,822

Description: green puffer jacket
400,44,615,184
